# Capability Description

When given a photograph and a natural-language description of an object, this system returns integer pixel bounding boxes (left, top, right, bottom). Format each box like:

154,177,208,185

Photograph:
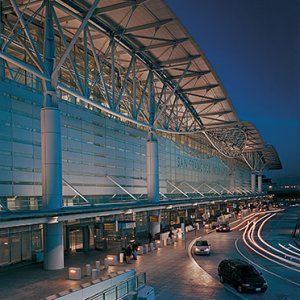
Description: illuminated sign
176,155,229,175
104,223,115,231
149,216,159,222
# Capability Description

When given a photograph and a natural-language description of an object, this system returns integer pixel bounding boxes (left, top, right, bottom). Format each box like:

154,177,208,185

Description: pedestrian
132,243,138,260
125,244,132,264
148,232,153,243
168,230,174,242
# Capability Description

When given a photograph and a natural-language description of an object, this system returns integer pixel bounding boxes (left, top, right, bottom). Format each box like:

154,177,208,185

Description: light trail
242,214,300,272
230,212,256,231
257,215,300,263
278,243,300,258
289,243,300,253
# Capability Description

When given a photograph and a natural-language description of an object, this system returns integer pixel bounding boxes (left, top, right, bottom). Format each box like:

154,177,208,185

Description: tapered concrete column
251,172,256,193
146,132,159,202
257,174,262,193
42,1,64,270
41,107,62,209
41,107,64,270
44,222,64,270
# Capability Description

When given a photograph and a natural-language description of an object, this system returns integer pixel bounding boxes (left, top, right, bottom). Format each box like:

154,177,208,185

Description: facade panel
0,80,250,200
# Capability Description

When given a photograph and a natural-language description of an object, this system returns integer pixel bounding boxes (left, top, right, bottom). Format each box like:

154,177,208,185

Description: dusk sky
166,0,300,181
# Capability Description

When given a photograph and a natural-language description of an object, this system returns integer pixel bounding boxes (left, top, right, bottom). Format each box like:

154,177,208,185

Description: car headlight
204,248,210,251
242,284,250,287
195,247,200,251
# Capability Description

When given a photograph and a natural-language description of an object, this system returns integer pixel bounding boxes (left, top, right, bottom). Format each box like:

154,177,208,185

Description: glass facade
0,79,250,210
0,225,43,266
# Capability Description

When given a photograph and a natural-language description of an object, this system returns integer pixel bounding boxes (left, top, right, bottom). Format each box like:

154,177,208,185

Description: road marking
235,238,300,287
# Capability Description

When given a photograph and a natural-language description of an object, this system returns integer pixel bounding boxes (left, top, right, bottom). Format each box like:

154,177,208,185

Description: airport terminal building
0,0,281,269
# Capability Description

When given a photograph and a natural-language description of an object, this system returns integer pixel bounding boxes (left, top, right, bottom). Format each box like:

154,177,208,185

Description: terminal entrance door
69,229,83,252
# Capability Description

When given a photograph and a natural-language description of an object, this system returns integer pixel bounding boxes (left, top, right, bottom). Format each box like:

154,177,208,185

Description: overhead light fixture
48,216,59,224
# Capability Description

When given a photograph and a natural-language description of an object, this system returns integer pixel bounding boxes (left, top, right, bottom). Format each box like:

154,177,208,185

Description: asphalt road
192,207,300,300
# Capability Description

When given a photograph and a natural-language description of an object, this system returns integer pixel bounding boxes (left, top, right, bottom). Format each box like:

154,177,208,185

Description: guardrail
87,272,146,300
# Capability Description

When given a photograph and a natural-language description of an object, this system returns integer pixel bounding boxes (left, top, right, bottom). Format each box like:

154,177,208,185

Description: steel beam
116,18,174,34
52,0,100,80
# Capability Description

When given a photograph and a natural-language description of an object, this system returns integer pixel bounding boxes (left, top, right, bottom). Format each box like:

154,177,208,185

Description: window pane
10,233,21,263
0,235,10,266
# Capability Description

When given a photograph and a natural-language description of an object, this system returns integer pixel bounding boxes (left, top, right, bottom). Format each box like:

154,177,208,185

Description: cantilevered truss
0,0,281,171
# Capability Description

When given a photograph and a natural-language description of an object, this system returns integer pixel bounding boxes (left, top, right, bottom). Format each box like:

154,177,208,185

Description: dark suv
218,259,267,293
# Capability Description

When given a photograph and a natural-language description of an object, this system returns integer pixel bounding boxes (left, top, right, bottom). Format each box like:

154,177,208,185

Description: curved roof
241,122,265,152
261,145,282,170
2,0,281,171
50,0,239,129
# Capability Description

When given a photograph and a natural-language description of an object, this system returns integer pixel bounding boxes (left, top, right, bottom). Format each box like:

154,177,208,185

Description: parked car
218,259,267,293
216,223,230,232
192,240,211,255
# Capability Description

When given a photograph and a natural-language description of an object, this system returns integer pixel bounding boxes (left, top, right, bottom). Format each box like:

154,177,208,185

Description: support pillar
251,172,256,193
257,174,262,193
44,222,64,270
41,108,62,209
42,0,64,270
146,131,159,202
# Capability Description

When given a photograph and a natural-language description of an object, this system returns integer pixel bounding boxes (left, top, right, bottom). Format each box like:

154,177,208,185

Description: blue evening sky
166,0,300,181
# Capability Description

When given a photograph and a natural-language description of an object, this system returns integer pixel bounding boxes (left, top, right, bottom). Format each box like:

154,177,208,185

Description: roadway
191,207,300,300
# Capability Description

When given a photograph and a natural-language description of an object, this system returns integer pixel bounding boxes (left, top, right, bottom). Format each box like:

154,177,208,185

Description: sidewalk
0,216,246,300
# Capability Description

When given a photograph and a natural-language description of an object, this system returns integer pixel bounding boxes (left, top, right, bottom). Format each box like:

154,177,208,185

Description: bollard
104,258,109,269
86,264,91,276
69,267,81,280
91,269,97,280
137,245,144,255
155,240,161,248
119,252,124,263
106,255,118,266
96,260,100,272
149,242,154,251
143,244,149,254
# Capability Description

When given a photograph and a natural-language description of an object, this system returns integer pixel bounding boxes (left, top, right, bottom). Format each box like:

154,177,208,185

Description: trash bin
33,250,44,263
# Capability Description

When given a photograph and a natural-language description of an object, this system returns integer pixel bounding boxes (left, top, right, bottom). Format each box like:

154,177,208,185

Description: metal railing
87,272,146,300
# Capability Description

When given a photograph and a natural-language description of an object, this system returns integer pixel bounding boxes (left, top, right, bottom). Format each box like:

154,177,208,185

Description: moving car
216,223,230,232
192,240,211,255
218,259,267,293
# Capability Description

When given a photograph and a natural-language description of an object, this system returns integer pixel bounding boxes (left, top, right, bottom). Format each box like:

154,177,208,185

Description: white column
251,172,256,193
41,107,62,209
44,222,64,270
258,174,262,193
146,132,159,202
41,107,64,270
